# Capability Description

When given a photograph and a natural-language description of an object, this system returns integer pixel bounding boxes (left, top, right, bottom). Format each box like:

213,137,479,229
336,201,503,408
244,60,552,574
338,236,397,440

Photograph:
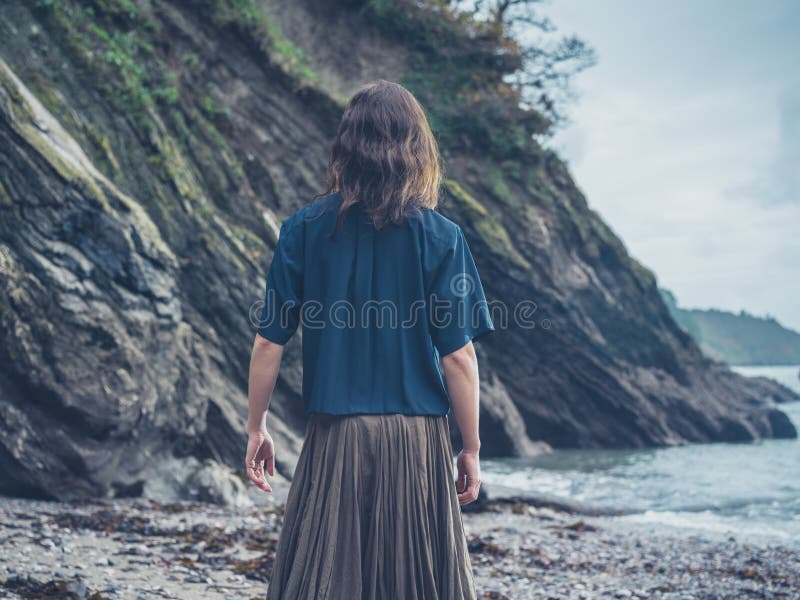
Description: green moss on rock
26,71,121,179
485,164,516,205
443,179,529,269
0,180,13,206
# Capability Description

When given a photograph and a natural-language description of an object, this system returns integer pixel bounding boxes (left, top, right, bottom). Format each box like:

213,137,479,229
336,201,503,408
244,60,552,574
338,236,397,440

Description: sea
481,365,800,548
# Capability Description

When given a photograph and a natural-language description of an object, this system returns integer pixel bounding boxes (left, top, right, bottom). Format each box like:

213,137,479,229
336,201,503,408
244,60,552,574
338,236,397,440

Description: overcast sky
542,0,800,331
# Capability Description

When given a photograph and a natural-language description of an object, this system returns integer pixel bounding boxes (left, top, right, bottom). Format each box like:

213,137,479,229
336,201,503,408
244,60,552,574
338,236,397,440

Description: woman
246,80,494,600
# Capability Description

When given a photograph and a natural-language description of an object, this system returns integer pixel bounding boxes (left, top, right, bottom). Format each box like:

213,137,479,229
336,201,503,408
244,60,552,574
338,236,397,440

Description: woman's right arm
441,340,482,505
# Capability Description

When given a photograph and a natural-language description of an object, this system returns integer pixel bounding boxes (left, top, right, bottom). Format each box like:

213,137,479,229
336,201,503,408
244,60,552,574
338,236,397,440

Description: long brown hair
321,80,442,236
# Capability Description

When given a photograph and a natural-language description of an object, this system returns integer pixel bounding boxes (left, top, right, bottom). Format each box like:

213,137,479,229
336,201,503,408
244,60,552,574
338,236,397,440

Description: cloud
543,0,800,331
728,88,800,207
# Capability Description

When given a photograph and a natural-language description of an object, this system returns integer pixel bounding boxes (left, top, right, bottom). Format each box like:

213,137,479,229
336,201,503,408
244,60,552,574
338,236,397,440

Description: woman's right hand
455,449,481,505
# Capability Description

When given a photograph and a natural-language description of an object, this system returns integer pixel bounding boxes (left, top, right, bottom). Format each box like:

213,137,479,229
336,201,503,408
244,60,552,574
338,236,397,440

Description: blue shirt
256,192,494,415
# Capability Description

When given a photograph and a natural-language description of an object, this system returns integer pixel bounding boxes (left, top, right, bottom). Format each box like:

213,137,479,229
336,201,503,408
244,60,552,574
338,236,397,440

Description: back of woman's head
323,80,442,234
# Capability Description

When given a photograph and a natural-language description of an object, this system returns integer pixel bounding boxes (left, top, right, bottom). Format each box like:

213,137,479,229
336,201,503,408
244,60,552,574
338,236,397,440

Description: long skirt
266,412,477,600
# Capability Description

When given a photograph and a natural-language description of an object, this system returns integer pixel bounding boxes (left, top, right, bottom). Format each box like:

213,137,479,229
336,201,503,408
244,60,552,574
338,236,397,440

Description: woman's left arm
245,333,285,493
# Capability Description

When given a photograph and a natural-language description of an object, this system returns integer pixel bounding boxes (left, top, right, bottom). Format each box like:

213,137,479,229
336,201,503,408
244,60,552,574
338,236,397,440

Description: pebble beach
1,491,797,600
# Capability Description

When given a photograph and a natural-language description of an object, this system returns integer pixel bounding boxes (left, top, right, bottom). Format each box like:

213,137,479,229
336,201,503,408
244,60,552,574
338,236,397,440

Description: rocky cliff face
0,0,796,501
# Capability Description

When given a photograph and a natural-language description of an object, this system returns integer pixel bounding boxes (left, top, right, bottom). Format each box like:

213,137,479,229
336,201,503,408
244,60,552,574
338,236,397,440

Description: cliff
0,0,796,501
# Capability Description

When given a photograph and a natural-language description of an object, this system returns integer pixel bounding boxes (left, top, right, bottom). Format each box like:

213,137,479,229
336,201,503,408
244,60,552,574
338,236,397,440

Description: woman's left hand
245,428,275,493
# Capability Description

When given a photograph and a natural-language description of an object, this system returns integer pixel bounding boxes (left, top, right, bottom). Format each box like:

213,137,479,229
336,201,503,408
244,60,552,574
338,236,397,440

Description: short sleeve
427,226,495,356
256,216,304,344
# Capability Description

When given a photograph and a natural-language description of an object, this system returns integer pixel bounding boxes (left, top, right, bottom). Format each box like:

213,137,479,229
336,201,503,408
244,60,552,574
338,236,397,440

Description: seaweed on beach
46,502,282,586
1,574,109,599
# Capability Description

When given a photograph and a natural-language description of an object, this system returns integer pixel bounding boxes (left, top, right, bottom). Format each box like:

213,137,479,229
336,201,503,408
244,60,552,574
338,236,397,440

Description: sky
539,0,800,331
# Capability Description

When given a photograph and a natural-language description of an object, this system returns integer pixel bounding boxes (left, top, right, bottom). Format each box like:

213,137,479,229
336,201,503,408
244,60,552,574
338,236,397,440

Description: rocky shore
1,491,797,600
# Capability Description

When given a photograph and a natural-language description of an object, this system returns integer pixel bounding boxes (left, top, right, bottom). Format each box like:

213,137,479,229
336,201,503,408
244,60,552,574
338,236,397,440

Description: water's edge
480,365,800,549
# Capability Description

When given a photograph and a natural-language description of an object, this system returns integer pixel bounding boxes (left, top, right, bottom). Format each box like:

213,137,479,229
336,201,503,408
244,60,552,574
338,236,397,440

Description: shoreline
474,489,800,551
466,496,800,598
468,489,636,517
1,494,797,599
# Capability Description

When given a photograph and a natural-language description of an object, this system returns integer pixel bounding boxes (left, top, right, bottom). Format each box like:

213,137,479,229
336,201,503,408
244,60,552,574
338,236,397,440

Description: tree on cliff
451,0,597,130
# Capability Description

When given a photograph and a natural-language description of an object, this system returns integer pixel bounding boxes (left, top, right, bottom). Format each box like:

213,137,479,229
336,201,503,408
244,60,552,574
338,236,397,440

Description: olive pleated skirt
266,413,477,600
